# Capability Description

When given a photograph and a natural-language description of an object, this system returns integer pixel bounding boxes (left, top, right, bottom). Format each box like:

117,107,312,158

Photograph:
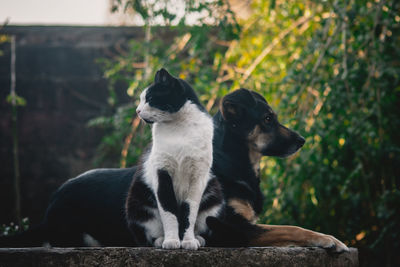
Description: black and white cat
125,69,223,250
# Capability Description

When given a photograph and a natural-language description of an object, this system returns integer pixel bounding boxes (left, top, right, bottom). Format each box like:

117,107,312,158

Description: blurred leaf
6,93,26,107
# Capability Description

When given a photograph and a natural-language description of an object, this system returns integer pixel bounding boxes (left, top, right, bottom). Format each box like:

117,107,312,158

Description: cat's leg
154,237,164,248
180,169,211,250
194,177,224,244
179,200,202,249
195,235,206,247
156,169,181,249
126,175,161,246
141,209,164,247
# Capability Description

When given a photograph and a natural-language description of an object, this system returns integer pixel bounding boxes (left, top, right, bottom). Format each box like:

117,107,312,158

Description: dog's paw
154,237,164,248
195,235,206,247
326,235,349,253
162,239,181,249
311,234,349,253
181,238,200,250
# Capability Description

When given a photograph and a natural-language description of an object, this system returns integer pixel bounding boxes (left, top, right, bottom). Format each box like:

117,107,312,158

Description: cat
125,68,223,250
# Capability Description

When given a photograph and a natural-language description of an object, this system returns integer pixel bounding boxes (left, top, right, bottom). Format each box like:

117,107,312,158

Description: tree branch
240,15,313,84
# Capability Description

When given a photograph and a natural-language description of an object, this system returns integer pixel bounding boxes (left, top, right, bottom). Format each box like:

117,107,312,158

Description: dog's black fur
0,88,305,248
206,89,305,246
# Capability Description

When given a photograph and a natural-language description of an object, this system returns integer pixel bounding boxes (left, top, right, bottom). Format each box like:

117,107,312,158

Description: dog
206,89,348,252
0,88,348,252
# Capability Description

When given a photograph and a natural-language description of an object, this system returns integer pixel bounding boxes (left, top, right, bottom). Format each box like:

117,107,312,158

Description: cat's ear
155,68,174,84
155,68,185,95
220,88,256,122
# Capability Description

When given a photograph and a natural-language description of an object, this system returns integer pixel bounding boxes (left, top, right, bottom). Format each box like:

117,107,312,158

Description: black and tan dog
0,89,348,252
206,89,348,252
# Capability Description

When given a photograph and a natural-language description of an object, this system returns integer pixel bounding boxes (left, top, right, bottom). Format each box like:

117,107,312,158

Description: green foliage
255,2,400,266
0,218,29,236
6,93,26,106
90,1,238,167
93,0,399,265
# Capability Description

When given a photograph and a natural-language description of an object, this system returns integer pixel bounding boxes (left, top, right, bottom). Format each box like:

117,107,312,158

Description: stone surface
0,247,358,267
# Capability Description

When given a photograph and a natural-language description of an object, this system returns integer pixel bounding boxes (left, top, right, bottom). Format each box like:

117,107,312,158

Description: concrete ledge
0,247,358,267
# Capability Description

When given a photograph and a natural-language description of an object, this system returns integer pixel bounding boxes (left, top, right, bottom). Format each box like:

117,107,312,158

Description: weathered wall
0,26,149,225
0,247,359,267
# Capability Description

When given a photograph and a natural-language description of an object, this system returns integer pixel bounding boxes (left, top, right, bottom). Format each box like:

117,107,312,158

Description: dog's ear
221,100,244,122
250,91,268,104
220,88,256,122
155,68,174,84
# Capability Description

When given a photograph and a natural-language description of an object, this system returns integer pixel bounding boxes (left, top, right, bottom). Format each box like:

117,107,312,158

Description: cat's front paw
154,237,164,248
195,235,206,247
181,238,201,250
162,239,181,249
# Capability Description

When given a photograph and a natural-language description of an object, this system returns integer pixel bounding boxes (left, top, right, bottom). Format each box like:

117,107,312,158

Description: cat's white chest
153,103,213,160
155,123,212,155
144,103,213,200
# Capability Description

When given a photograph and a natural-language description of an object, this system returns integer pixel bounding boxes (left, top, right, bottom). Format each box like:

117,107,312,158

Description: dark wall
0,26,145,225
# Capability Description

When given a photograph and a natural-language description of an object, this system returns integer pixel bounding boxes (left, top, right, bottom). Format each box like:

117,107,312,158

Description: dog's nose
297,136,305,148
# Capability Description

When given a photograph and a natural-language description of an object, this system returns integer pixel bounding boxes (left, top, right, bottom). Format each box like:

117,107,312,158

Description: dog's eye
264,115,271,123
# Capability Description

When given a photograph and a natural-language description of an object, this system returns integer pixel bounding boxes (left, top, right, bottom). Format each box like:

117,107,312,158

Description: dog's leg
225,198,348,252
250,224,349,252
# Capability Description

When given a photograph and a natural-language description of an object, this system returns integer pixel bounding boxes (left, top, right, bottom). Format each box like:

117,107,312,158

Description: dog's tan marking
248,150,262,176
250,224,318,246
226,105,236,115
220,101,237,120
249,224,349,252
228,198,257,223
247,125,271,175
278,125,291,137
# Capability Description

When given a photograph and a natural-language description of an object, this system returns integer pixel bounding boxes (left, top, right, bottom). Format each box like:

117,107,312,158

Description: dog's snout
297,136,305,148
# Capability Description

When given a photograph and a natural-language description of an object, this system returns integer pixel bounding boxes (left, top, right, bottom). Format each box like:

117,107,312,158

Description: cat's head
136,68,190,124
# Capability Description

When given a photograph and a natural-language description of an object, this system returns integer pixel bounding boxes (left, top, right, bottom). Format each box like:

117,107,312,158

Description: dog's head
220,88,305,158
